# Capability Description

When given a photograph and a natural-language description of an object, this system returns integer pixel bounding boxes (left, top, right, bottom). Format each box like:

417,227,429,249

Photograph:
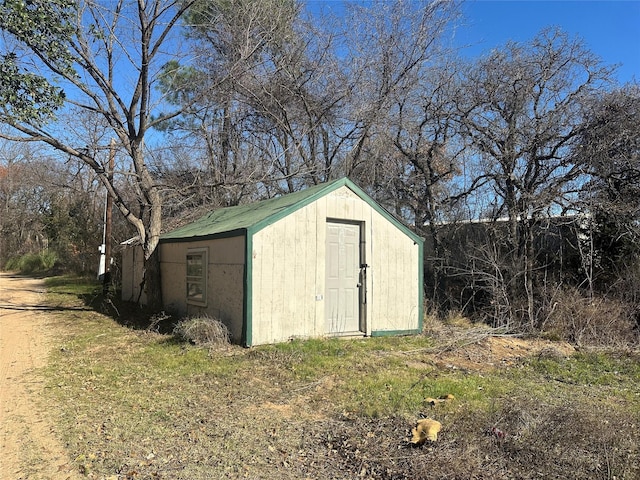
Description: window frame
186,247,208,307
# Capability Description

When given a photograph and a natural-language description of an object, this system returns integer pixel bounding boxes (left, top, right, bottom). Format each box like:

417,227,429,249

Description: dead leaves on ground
410,394,455,445
424,393,455,407
410,418,442,445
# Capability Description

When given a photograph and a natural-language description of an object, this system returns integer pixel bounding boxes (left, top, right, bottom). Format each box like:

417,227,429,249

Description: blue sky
305,0,640,84
457,0,640,84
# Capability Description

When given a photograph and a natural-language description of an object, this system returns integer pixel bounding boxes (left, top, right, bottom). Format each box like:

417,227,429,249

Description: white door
326,221,361,334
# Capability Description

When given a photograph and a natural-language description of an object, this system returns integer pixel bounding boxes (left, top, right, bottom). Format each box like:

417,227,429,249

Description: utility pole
102,139,115,294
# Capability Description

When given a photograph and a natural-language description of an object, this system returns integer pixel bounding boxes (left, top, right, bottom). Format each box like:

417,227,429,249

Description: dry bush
541,288,638,347
172,316,230,346
423,311,483,337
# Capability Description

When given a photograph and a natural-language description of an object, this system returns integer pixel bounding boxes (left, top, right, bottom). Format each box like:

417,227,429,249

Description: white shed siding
120,244,146,304
159,236,245,343
250,185,420,346
368,207,421,333
252,202,321,344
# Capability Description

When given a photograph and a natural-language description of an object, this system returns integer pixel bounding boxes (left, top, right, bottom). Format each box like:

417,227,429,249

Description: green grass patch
45,274,98,294
528,350,640,386
39,275,640,479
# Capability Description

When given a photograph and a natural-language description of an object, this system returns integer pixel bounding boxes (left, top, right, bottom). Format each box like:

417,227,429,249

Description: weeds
172,315,230,346
41,276,640,479
542,287,639,347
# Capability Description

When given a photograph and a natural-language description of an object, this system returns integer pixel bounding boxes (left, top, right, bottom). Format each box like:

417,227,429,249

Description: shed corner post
242,229,253,347
418,237,425,333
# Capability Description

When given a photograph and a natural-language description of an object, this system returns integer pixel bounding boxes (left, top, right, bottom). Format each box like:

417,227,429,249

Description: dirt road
0,272,79,480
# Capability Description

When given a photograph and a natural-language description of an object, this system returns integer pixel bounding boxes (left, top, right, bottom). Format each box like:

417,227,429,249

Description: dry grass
41,278,640,479
542,288,639,348
172,316,230,346
316,394,639,479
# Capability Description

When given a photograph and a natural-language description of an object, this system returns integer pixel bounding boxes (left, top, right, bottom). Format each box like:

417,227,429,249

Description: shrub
4,256,20,271
541,288,638,347
40,250,58,270
4,251,58,273
173,316,230,346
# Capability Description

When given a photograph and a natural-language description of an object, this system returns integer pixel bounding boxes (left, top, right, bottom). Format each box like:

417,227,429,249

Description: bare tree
340,0,460,180
0,138,105,271
0,0,196,307
574,84,640,220
572,84,640,301
155,0,295,201
0,142,50,263
456,28,615,328
161,0,461,199
161,0,353,195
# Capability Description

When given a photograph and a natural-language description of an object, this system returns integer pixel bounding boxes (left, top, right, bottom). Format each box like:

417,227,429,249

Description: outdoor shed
123,178,424,346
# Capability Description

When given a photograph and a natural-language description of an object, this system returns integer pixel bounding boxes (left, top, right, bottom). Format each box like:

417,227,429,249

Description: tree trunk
143,246,163,310
524,219,535,330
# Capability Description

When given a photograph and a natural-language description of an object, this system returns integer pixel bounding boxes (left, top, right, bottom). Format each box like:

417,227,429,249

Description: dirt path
0,272,80,480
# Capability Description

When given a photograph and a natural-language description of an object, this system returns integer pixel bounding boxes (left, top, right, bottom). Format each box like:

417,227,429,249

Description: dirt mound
433,335,575,372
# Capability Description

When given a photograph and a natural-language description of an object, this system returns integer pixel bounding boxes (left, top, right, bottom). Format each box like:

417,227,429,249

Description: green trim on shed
243,232,253,347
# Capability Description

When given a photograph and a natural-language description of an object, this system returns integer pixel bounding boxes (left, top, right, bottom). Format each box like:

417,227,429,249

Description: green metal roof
160,177,422,244
160,178,344,242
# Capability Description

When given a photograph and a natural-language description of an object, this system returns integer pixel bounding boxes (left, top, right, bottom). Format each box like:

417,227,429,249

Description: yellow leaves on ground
410,418,442,445
410,394,454,445
424,393,455,407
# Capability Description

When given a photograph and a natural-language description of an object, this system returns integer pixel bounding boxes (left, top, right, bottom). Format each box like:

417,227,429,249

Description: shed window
186,248,208,306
